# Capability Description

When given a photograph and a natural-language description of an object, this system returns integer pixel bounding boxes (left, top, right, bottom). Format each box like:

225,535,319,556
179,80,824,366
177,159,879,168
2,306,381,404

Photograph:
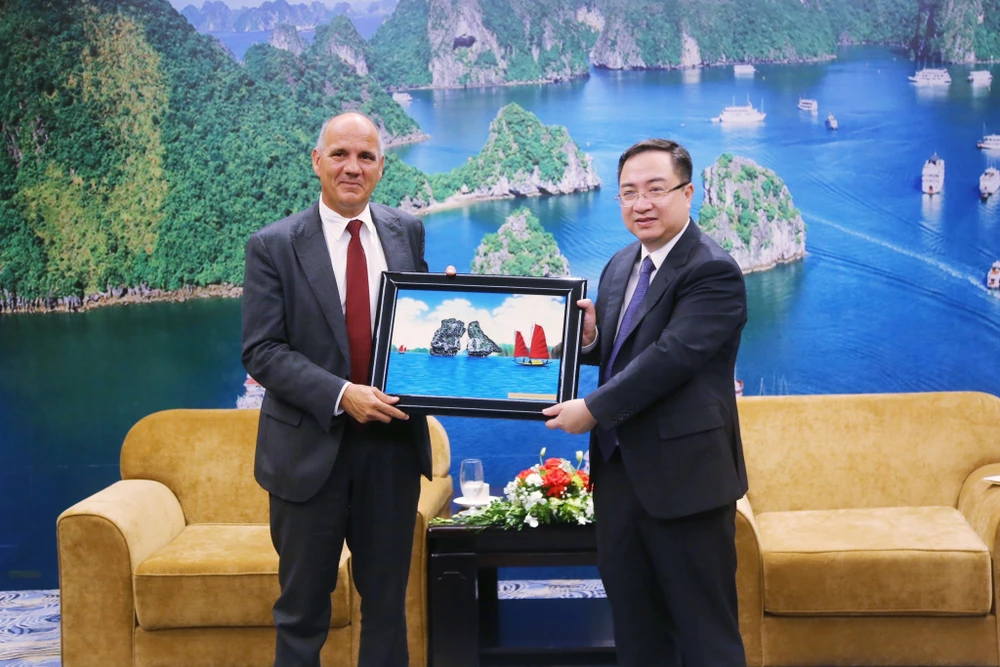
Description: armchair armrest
959,464,1000,552
736,494,765,667
57,480,185,667
350,475,454,667
958,465,1000,618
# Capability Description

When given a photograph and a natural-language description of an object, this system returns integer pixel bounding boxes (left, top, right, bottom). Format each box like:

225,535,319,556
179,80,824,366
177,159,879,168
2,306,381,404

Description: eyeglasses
614,182,690,207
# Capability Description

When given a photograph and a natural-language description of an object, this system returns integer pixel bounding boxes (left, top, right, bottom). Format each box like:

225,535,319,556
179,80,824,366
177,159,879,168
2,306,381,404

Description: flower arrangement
433,448,594,530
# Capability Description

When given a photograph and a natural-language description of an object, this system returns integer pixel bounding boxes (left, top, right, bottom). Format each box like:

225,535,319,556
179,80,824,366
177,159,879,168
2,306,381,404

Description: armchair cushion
759,506,992,616
134,525,351,630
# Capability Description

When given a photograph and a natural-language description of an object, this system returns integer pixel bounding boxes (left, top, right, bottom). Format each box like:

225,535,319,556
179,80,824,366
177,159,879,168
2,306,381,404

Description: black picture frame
369,272,587,419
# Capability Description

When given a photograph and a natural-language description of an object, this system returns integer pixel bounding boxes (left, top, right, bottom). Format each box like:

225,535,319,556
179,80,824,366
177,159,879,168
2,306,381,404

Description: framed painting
369,272,587,419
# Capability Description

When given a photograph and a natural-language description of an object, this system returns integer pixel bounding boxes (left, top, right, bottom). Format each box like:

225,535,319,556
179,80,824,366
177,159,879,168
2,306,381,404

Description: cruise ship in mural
968,70,993,85
921,153,945,194
712,99,766,124
980,166,1000,199
987,262,1000,290
977,131,1000,151
797,97,818,113
733,64,756,76
909,67,952,85
825,113,839,130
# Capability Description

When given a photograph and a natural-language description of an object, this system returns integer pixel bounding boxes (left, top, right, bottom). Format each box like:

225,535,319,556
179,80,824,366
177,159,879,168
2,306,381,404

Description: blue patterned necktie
598,255,655,460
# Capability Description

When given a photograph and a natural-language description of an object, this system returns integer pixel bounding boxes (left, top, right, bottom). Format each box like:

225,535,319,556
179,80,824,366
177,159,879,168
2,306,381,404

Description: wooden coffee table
426,522,615,666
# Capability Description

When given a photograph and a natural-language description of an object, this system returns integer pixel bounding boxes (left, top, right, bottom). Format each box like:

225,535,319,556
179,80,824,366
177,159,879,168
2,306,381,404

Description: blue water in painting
385,353,561,400
3,46,1000,588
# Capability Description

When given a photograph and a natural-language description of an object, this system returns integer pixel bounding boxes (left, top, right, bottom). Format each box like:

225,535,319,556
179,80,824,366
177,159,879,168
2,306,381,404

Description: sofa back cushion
738,392,1000,513
122,409,267,523
121,409,451,524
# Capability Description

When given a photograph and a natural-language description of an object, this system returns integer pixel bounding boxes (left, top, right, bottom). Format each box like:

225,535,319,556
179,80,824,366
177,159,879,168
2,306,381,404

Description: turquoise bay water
2,47,999,588
385,353,562,400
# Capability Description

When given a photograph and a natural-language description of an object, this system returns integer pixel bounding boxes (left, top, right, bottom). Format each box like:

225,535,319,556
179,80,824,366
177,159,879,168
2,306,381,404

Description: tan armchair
734,391,1000,666
57,409,453,667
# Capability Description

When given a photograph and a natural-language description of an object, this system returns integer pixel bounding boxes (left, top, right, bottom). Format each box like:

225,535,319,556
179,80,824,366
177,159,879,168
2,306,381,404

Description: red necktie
345,219,371,385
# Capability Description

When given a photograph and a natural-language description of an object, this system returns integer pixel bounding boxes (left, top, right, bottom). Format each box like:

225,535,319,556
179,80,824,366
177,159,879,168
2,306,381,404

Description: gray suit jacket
241,201,431,503
582,221,749,519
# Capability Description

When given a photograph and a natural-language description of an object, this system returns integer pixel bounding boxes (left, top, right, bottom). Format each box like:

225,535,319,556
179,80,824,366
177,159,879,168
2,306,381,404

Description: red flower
517,469,533,481
575,471,590,488
543,468,572,497
544,458,564,469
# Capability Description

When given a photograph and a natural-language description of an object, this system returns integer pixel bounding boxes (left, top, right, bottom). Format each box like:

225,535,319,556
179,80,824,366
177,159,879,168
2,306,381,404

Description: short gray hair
314,112,385,157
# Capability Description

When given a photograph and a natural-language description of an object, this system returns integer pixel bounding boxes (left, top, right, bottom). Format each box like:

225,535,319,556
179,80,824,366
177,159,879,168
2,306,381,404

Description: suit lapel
291,203,351,362
601,243,640,362
371,204,412,272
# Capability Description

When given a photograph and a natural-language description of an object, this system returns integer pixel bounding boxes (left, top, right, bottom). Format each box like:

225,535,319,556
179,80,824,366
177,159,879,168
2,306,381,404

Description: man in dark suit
543,138,748,666
242,111,432,667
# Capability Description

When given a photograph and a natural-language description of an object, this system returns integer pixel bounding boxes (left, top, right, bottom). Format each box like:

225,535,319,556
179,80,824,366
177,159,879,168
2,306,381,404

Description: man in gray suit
544,139,748,666
242,112,431,667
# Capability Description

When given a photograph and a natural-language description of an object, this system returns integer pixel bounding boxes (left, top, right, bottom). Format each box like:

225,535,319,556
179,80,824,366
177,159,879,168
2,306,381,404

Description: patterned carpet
0,581,605,665
0,590,60,666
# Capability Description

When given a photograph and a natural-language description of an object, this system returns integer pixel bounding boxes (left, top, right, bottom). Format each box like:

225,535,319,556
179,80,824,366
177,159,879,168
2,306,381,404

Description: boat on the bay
987,261,1000,290
980,166,1000,199
921,153,945,194
909,68,952,85
797,97,819,113
513,325,551,366
712,98,766,124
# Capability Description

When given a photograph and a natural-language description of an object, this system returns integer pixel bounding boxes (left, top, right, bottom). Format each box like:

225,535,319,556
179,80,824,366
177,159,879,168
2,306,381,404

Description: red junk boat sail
514,325,550,366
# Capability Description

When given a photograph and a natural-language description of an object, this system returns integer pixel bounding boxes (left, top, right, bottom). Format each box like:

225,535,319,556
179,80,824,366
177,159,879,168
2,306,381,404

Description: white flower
577,515,589,525
576,450,584,464
525,473,543,487
525,515,539,528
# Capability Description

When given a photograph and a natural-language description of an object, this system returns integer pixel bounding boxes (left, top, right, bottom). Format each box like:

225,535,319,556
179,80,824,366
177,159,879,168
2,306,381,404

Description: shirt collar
641,218,690,270
318,199,375,241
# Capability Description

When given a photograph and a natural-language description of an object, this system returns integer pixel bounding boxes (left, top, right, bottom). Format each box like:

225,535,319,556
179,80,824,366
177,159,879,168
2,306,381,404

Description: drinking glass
460,458,487,502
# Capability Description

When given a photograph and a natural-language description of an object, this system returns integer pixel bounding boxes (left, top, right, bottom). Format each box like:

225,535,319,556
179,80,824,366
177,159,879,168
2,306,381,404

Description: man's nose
344,156,361,174
632,195,654,212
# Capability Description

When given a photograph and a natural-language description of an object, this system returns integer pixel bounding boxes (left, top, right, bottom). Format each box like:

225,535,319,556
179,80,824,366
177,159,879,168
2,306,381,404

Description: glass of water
460,458,487,503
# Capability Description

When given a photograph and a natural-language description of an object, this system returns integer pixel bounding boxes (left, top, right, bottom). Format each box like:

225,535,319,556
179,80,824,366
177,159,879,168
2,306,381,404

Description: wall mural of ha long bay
5,0,1000,591
7,0,1000,313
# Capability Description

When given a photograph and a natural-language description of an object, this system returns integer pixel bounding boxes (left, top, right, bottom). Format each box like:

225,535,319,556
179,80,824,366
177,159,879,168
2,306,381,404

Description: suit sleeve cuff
334,382,351,417
581,327,599,354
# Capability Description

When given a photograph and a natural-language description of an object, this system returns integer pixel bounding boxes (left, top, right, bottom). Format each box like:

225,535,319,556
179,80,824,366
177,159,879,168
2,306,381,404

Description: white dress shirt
318,199,389,413
583,219,690,354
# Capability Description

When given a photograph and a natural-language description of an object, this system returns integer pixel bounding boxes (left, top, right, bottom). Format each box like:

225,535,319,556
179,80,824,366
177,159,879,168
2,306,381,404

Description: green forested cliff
365,0,995,89
0,1,598,307
0,0,419,304
371,103,599,212
368,0,592,89
369,0,432,87
471,208,570,277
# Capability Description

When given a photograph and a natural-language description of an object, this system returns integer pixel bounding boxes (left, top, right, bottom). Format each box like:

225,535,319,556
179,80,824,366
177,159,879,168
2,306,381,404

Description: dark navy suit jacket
582,220,749,519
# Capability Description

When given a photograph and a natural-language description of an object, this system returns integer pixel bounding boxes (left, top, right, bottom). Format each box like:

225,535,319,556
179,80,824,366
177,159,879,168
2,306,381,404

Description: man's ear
311,149,321,176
